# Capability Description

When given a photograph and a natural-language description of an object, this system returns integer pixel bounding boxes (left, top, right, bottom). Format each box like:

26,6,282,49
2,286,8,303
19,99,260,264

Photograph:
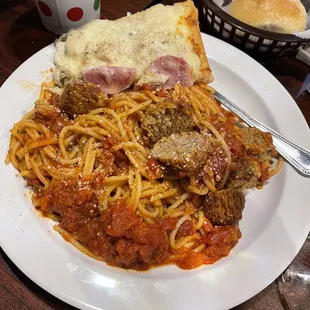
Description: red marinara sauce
36,176,241,270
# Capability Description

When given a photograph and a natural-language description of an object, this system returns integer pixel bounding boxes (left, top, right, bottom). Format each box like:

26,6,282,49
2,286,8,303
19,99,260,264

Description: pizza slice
54,0,213,94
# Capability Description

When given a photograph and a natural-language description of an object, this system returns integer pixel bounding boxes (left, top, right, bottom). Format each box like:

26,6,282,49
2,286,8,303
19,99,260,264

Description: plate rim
0,33,310,310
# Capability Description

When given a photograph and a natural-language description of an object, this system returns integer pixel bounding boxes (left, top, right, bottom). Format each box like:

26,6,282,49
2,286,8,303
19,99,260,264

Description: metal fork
213,91,310,177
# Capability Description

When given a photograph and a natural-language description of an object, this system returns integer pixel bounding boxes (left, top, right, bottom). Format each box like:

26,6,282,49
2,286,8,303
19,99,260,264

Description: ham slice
148,56,193,88
83,66,136,94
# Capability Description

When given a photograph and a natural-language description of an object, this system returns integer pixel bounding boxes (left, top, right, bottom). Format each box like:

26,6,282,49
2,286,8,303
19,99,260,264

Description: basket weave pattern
198,0,310,56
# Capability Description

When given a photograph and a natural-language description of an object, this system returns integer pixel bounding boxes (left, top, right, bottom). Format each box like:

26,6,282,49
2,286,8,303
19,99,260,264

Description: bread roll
229,0,307,34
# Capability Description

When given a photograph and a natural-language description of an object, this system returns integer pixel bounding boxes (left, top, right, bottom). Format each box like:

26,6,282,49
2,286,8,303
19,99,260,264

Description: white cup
35,0,101,35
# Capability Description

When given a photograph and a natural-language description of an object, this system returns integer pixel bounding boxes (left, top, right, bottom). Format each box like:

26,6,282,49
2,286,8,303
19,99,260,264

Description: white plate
0,34,310,310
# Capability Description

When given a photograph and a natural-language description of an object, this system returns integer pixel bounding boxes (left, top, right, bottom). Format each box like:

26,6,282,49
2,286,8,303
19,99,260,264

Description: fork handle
213,91,310,177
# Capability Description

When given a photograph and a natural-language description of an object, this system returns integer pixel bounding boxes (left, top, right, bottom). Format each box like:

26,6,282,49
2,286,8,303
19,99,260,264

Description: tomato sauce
33,105,72,134
36,176,241,270
146,158,164,180
175,226,241,270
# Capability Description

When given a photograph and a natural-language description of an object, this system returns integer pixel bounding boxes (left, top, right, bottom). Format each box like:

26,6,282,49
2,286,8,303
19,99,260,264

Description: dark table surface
0,1,309,310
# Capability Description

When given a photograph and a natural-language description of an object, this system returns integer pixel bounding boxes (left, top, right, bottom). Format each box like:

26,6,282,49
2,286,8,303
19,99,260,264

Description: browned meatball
203,189,245,225
150,131,210,176
236,127,277,161
60,82,105,119
226,155,262,189
141,100,195,144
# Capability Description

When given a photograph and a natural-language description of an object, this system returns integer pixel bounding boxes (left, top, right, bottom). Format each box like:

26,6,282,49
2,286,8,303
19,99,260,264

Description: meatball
203,189,245,225
141,100,195,144
226,155,262,189
150,131,210,176
60,82,105,119
200,138,228,184
236,127,277,161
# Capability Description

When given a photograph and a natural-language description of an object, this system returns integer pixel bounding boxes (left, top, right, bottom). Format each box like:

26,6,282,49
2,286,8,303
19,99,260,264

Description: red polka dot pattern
67,7,84,22
38,1,52,17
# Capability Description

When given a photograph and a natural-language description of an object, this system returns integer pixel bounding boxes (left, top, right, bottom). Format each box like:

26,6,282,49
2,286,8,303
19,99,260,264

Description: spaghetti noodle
6,82,282,270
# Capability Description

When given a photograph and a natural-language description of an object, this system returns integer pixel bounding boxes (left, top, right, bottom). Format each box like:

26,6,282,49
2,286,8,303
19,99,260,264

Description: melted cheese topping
54,3,203,85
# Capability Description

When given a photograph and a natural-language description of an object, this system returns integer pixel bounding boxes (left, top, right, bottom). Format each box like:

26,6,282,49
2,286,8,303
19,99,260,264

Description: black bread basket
197,0,310,56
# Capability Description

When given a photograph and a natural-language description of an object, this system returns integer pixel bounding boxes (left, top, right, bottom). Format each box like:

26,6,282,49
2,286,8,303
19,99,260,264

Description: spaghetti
6,82,282,270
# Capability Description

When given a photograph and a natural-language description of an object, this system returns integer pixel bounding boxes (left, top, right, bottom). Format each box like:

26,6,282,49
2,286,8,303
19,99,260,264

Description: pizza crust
178,0,213,84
